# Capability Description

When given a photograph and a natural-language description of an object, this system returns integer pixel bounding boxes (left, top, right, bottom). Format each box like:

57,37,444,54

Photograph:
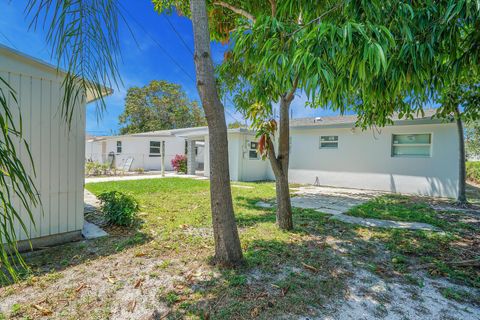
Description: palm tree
1,0,122,281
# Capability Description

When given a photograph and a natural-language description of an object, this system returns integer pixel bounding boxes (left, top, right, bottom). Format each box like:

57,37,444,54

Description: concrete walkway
85,171,207,184
257,186,441,231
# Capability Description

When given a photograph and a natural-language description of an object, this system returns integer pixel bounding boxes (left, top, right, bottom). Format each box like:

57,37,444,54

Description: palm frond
0,76,39,283
25,0,123,125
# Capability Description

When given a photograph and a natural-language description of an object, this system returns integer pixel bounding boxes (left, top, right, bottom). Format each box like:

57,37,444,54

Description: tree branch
289,2,342,36
285,75,299,102
269,0,276,17
266,136,281,175
213,1,256,23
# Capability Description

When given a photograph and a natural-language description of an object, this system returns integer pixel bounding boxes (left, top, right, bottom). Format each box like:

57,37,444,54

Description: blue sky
1,0,340,135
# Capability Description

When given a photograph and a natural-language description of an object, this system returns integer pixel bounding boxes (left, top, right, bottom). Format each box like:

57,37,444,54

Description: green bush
85,161,110,176
97,191,139,226
466,161,480,184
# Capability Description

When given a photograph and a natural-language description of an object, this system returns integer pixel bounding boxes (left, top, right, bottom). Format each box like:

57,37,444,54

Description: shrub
135,167,145,174
171,154,187,174
97,191,139,226
85,161,109,176
466,161,480,184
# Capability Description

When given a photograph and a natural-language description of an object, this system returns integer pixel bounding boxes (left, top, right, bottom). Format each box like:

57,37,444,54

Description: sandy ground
1,245,478,319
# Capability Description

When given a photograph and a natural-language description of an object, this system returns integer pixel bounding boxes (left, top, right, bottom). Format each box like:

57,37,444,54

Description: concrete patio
258,186,442,231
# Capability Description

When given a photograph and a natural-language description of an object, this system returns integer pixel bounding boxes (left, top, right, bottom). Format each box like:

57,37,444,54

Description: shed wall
0,56,85,241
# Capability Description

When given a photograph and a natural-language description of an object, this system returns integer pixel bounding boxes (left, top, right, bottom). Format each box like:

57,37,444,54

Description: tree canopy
227,120,246,129
215,1,479,125
118,80,206,134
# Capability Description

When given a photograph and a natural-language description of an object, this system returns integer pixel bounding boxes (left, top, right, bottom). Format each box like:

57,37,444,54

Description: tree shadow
1,223,152,287
155,215,403,319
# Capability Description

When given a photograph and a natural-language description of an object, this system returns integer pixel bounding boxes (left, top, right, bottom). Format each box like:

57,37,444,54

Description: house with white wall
86,127,205,172
0,45,111,248
288,111,458,198
180,110,459,198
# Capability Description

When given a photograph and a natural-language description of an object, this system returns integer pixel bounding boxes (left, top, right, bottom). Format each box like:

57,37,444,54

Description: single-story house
180,110,459,198
85,127,206,172
0,44,110,248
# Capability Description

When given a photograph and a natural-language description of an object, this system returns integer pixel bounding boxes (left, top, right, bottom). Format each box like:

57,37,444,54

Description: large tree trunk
190,0,243,265
454,105,467,205
267,96,294,230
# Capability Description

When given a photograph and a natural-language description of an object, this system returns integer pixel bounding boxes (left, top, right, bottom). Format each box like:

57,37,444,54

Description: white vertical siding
0,54,86,242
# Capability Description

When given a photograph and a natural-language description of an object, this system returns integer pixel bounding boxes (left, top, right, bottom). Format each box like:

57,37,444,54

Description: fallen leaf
281,286,290,297
134,278,144,289
135,252,147,257
128,300,136,312
33,304,52,316
75,283,86,292
107,277,116,284
250,306,260,318
301,262,319,273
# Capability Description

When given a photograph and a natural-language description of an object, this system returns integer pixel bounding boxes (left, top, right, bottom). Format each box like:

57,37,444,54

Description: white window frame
116,141,122,154
248,141,259,160
149,141,161,157
319,136,339,149
391,133,432,158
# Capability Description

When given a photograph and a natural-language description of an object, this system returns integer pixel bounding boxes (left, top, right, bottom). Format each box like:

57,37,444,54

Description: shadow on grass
158,236,352,320
1,225,152,287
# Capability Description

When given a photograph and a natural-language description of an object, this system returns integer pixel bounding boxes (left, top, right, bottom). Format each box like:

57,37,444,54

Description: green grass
85,178,349,318
346,194,479,288
346,194,448,228
3,178,478,318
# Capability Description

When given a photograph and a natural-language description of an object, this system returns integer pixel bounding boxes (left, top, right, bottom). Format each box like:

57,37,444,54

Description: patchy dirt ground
2,240,478,320
1,179,479,319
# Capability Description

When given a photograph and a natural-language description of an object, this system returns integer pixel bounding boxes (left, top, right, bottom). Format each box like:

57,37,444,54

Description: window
392,133,431,157
320,136,338,149
249,141,259,159
116,141,122,153
150,141,161,157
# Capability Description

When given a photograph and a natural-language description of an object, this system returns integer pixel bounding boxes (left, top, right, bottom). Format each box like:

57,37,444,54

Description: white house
288,112,458,198
0,45,110,248
85,127,206,172
181,111,459,198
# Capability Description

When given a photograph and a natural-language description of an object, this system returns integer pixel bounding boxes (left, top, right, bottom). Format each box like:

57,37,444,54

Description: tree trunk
267,96,294,230
190,0,243,265
454,105,467,205
275,170,293,229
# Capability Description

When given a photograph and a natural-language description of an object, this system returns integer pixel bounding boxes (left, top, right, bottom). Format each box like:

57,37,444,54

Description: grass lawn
0,178,479,319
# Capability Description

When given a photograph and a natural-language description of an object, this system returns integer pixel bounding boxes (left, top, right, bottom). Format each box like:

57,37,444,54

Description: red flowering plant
171,154,187,174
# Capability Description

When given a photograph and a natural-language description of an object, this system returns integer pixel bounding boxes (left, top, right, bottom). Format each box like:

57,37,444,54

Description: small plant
466,161,480,184
171,154,187,174
85,161,110,176
97,191,139,226
135,167,145,174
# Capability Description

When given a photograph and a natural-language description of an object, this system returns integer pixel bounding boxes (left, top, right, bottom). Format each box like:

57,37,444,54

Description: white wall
85,140,103,163
237,134,270,181
288,123,459,198
100,136,185,171
203,132,271,181
1,53,85,241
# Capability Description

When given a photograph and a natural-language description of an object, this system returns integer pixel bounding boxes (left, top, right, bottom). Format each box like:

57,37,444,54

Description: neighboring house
288,111,458,198
181,110,459,198
0,45,111,248
177,127,270,181
85,127,206,172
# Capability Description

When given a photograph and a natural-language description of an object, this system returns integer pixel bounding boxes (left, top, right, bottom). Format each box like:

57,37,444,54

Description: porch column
187,140,196,175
